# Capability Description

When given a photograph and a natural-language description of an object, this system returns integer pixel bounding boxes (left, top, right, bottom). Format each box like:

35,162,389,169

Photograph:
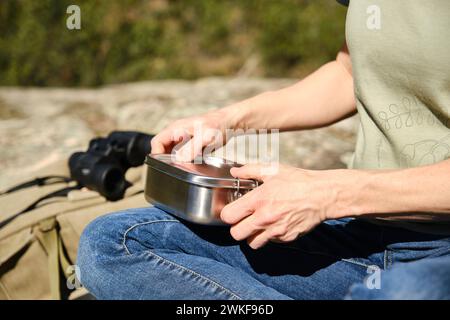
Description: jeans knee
77,207,178,291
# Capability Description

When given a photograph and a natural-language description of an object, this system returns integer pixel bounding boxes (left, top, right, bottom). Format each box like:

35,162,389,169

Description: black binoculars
69,131,154,201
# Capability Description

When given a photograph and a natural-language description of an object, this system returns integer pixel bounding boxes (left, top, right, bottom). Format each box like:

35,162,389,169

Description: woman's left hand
220,164,358,249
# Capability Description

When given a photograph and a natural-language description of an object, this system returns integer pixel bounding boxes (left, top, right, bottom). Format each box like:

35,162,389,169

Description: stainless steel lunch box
144,154,258,225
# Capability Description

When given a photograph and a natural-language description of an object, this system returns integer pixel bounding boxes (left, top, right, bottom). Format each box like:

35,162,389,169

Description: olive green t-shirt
343,0,450,234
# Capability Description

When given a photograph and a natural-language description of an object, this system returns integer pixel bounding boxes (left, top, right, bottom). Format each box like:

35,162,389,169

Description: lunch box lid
145,154,258,189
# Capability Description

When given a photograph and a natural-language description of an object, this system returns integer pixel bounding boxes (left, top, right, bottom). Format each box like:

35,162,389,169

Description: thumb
230,164,268,182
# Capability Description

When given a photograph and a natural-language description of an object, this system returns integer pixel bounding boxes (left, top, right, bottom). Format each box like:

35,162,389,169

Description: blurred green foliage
0,0,346,87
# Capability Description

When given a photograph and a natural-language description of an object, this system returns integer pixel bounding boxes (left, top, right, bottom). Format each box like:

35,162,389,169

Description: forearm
223,49,356,131
334,160,450,221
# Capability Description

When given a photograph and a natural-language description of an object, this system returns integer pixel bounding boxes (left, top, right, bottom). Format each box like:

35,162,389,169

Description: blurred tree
0,0,346,87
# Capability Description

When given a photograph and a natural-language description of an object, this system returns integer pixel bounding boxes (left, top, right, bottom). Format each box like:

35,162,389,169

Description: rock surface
0,77,359,188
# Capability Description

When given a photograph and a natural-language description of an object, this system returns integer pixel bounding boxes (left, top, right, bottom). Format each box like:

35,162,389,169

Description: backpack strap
0,176,72,196
0,186,80,230
37,218,73,300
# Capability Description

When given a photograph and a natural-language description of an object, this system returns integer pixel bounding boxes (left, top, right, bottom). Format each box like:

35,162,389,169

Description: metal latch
233,178,242,199
232,178,259,200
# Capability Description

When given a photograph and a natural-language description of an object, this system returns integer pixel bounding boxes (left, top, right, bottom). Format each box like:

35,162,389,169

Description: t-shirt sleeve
336,0,349,6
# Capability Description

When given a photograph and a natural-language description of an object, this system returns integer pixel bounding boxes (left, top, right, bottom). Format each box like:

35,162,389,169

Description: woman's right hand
150,107,238,162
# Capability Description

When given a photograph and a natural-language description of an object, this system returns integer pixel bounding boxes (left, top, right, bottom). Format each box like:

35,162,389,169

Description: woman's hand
151,107,239,161
220,164,360,249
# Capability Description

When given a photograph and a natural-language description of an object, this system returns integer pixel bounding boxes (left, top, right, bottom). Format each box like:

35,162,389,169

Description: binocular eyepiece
69,131,154,201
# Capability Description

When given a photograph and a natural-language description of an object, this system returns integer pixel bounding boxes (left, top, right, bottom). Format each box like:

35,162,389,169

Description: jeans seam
384,250,388,270
340,258,373,268
386,246,450,268
428,247,450,258
384,249,394,269
122,220,242,300
384,249,394,270
142,250,241,300
122,219,180,255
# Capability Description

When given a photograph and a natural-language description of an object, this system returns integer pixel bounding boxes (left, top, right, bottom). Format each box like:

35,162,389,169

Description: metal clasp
233,178,259,200
233,178,242,199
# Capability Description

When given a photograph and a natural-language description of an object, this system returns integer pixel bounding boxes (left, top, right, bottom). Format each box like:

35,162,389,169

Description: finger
229,213,261,241
151,130,184,155
220,190,257,225
230,164,269,182
247,230,271,250
176,129,217,162
150,136,167,154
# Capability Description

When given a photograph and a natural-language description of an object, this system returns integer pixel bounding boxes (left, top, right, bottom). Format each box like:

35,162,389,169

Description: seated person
77,0,450,299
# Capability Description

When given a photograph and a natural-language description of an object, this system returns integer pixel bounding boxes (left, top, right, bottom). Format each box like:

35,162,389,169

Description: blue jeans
77,207,450,300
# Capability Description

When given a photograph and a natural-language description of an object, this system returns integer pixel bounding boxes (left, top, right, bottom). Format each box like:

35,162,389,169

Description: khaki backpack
0,160,148,300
